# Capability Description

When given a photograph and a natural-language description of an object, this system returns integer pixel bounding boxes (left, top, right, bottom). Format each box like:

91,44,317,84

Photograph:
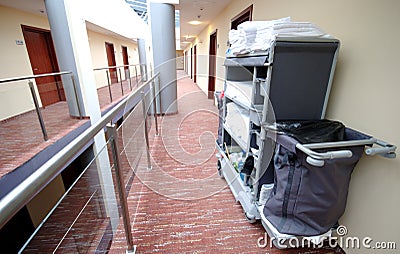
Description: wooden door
208,31,217,99
122,46,129,80
105,42,118,84
193,45,197,83
122,46,129,70
22,25,65,107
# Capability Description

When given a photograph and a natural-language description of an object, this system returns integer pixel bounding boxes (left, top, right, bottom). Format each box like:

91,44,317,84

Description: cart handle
296,143,353,167
297,138,397,167
365,139,397,158
294,138,396,158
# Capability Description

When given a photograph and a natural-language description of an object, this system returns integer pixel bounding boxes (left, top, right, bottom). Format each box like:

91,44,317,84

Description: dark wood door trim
193,45,197,83
231,5,253,29
190,47,193,80
208,30,217,99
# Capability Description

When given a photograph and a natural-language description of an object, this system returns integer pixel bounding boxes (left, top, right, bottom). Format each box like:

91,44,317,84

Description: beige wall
0,6,50,120
87,29,139,89
0,5,140,120
193,0,400,252
176,50,184,70
26,175,65,228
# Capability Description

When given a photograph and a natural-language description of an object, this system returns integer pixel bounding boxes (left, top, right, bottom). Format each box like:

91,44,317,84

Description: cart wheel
217,160,224,179
245,212,257,224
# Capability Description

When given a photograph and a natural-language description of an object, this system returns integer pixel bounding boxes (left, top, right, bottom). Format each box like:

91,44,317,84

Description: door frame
231,5,253,29
208,30,217,99
190,47,193,80
193,45,197,83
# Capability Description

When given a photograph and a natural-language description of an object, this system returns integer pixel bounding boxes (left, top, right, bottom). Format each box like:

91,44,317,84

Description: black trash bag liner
274,119,345,143
240,155,254,175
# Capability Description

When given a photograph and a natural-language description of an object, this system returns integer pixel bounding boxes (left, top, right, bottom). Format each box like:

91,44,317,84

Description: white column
138,38,148,80
149,2,178,114
44,0,119,231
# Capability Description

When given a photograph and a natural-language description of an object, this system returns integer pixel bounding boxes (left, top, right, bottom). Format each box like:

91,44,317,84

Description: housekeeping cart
215,36,397,247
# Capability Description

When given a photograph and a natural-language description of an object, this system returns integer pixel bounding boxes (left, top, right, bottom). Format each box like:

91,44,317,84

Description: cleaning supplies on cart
229,152,239,171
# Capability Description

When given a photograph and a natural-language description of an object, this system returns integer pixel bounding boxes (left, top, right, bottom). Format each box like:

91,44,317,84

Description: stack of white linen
228,29,247,55
272,22,325,37
236,17,291,54
228,17,328,56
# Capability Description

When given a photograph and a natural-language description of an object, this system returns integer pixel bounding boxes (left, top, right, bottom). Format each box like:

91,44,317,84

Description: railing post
141,91,152,170
143,64,148,82
106,123,136,253
157,75,163,114
151,79,159,136
127,67,132,91
28,81,48,141
118,68,124,96
106,70,113,103
134,66,139,87
70,74,83,119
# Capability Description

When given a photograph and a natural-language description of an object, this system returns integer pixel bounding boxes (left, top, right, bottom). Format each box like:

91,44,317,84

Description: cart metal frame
216,36,397,242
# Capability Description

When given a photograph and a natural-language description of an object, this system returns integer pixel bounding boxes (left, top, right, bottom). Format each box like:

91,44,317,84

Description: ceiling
0,0,232,49
0,0,46,15
175,0,232,49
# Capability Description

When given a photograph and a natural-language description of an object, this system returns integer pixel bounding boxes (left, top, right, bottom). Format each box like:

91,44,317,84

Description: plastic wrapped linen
228,17,329,56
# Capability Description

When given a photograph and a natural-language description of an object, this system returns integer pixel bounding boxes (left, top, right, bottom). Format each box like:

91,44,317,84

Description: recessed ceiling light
188,20,202,25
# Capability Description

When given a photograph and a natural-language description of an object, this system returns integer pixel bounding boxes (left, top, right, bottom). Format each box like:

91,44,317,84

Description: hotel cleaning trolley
215,36,397,247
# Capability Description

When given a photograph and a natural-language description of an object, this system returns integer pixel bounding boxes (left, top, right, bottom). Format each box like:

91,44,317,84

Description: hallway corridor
109,71,342,253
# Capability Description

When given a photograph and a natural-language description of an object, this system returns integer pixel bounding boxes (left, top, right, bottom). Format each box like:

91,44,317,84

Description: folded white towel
228,17,329,56
273,22,326,37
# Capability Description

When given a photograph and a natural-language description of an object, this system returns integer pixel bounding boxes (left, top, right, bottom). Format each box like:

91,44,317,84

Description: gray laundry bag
263,128,370,236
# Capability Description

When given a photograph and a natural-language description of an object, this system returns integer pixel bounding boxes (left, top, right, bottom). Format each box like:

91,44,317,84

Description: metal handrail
0,71,82,140
93,63,147,103
92,63,145,71
0,72,160,230
0,71,72,84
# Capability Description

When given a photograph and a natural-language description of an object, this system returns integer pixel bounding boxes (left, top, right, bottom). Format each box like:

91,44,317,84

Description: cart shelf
223,123,248,151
